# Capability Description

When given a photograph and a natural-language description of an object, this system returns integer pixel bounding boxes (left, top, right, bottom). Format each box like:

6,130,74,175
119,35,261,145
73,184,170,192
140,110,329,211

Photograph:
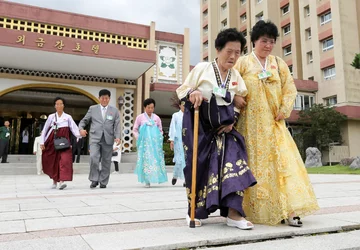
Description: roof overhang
0,29,156,79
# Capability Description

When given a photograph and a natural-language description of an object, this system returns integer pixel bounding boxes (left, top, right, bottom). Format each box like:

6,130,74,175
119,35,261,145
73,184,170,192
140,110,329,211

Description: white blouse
40,112,81,144
176,61,247,113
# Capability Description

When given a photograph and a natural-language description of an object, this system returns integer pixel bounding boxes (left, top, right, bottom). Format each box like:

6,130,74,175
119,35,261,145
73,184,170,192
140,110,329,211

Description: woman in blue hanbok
169,100,186,186
133,98,168,187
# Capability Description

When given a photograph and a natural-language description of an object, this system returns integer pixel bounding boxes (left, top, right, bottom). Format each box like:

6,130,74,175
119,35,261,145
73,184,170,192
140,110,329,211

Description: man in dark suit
0,121,11,163
79,89,121,189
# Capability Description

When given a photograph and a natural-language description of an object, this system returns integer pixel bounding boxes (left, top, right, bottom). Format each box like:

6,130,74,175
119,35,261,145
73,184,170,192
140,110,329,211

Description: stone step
6,152,138,164
0,162,174,175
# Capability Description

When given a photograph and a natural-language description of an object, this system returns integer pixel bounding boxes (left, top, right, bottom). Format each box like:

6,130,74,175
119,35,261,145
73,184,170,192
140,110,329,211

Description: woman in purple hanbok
176,28,257,229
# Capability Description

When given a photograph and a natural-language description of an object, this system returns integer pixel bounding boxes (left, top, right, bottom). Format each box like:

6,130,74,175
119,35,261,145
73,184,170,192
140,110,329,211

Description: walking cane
189,107,199,228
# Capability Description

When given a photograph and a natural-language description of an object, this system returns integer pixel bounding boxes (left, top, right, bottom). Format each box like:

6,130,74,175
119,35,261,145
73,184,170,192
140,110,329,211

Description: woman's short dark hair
54,97,66,106
215,28,247,52
250,20,280,47
99,89,111,98
143,98,156,108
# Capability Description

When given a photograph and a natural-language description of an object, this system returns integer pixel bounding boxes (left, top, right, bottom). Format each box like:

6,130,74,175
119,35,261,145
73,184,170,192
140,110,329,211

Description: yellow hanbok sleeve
234,56,247,77
176,62,208,100
276,57,297,118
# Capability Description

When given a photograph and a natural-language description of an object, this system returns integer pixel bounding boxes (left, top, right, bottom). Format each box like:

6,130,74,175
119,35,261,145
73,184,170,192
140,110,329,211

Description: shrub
163,142,174,165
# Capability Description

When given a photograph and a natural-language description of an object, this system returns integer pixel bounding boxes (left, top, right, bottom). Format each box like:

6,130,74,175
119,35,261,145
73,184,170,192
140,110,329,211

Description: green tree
351,53,360,69
295,104,347,156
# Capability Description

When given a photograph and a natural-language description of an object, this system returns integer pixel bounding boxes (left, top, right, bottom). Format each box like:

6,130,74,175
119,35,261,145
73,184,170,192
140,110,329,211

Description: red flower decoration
232,82,238,86
271,65,277,69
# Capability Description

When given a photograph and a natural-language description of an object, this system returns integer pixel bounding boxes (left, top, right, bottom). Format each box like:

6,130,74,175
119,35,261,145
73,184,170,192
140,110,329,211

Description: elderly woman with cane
176,28,257,229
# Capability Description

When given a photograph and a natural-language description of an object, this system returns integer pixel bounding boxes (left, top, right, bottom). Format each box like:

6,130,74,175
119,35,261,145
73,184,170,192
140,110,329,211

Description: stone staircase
0,153,174,175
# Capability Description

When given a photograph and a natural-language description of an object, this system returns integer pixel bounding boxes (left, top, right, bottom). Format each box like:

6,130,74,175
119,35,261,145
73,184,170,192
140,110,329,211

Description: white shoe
59,183,67,190
287,216,303,227
226,217,254,230
186,214,202,227
51,183,57,189
112,171,119,174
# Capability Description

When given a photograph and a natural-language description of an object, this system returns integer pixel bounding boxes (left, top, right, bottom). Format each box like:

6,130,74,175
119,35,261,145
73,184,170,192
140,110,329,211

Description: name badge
258,71,272,80
107,115,113,120
5,132,10,137
213,86,226,98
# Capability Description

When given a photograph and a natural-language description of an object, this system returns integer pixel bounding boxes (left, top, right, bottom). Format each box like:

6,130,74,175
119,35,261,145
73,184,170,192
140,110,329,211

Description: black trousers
72,145,81,163
0,139,9,163
113,161,119,171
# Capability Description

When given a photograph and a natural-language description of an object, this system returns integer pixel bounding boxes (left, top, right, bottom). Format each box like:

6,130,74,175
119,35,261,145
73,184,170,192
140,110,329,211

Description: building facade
200,0,360,158
0,1,190,154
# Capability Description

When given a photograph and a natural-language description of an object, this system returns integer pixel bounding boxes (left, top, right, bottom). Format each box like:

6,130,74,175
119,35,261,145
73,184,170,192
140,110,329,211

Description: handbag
112,151,118,157
53,114,71,151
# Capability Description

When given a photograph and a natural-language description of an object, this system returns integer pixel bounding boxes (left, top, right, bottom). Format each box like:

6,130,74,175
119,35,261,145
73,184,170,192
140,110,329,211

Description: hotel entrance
0,85,97,154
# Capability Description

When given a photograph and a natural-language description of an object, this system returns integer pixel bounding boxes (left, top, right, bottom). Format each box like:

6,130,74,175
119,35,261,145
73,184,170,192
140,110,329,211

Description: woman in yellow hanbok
234,20,319,226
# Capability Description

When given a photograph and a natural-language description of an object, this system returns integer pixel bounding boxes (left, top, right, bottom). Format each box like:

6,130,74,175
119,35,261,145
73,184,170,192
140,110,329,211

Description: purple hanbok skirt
182,93,257,219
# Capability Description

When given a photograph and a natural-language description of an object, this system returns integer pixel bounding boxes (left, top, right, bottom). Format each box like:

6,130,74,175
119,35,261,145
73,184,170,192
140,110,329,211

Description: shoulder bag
54,114,71,151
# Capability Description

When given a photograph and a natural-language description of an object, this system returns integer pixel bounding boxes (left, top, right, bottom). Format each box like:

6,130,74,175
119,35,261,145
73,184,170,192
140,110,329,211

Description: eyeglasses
259,38,276,46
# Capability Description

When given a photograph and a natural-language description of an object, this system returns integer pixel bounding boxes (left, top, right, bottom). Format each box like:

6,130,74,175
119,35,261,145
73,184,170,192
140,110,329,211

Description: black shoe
172,178,177,185
183,182,186,187
100,184,106,188
90,181,98,189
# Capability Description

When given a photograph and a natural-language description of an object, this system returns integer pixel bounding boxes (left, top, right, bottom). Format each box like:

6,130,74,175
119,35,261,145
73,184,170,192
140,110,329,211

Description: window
323,66,336,80
324,96,337,106
306,28,312,40
304,5,310,17
294,95,315,110
294,98,302,110
203,41,208,51
221,2,227,11
283,45,292,56
307,51,313,63
322,37,334,51
243,46,248,55
283,24,291,35
256,12,264,21
241,13,247,23
203,25,208,34
288,65,293,75
304,95,314,109
242,30,247,38
221,19,228,28
257,0,263,3
320,11,332,25
282,4,290,15
308,76,314,81
203,10,208,19
240,0,246,5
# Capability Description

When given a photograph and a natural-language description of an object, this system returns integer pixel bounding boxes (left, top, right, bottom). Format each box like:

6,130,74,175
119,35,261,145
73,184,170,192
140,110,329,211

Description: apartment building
200,0,360,157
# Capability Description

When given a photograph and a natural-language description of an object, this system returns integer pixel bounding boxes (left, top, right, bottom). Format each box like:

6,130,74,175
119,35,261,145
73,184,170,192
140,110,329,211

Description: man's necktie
102,107,106,120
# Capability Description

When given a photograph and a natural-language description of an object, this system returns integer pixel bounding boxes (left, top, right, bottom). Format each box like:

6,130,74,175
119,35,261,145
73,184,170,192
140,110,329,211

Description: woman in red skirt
40,97,81,190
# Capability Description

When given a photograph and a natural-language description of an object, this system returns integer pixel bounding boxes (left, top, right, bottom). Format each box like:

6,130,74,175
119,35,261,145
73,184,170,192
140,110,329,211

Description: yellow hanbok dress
234,54,319,225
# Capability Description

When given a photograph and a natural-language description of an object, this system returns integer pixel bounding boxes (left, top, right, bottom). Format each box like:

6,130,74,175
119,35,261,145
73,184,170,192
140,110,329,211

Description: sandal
287,216,303,227
186,214,202,227
226,217,254,230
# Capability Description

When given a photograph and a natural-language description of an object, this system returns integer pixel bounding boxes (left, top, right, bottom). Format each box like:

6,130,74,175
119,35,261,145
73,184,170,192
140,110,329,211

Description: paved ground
0,172,360,250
